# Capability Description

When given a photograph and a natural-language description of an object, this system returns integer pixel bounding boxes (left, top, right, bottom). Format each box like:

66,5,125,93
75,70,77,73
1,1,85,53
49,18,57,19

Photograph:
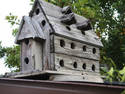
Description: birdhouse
15,0,103,82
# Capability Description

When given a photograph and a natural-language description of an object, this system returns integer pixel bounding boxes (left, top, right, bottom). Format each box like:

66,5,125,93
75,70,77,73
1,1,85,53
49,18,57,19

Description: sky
0,0,32,75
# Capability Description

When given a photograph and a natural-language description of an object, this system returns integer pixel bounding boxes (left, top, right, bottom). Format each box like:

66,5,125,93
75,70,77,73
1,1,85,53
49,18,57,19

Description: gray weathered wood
54,35,100,60
31,39,43,70
15,16,46,44
51,22,102,47
61,6,72,14
21,39,43,71
38,0,88,23
50,35,55,70
14,0,104,83
32,8,52,70
21,40,34,71
50,75,103,82
76,20,92,31
29,0,103,47
60,13,76,25
54,53,100,73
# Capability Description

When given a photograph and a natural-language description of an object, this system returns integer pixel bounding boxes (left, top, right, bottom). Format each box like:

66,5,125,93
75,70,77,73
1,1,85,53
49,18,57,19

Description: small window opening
73,62,77,68
66,26,71,31
41,20,46,27
59,60,64,67
25,39,29,45
24,57,29,64
82,63,86,70
83,46,86,51
71,43,75,49
60,40,65,47
93,48,96,54
92,64,95,71
35,8,40,15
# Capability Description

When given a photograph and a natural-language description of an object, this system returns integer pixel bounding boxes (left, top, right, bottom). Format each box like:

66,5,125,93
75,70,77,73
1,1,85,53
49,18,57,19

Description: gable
15,16,46,44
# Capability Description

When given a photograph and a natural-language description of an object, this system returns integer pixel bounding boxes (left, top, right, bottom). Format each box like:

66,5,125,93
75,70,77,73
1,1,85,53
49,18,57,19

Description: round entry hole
24,57,29,64
60,40,65,47
59,60,64,67
83,46,86,51
41,20,46,27
71,43,75,49
35,8,40,15
93,48,96,54
82,63,86,70
92,64,95,71
73,62,77,68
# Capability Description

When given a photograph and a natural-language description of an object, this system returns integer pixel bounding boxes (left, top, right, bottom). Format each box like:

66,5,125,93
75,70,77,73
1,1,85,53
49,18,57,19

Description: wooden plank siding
54,53,100,74
53,35,100,60
21,39,43,71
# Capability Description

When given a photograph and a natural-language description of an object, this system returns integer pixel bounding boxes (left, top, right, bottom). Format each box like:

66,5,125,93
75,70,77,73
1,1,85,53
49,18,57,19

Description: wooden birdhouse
15,0,103,82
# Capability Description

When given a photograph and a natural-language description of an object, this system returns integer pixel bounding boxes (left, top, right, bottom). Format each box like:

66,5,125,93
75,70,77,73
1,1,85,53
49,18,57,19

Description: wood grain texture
50,75,103,82
54,35,100,60
17,0,103,80
21,39,34,71
31,39,43,71
39,0,63,18
54,53,100,74
15,16,46,44
47,16,102,47
28,0,103,47
32,6,53,70
50,35,55,70
21,39,43,71
38,0,87,23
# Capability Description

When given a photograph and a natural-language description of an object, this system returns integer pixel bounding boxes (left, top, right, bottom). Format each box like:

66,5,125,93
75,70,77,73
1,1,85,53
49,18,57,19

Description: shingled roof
29,0,103,47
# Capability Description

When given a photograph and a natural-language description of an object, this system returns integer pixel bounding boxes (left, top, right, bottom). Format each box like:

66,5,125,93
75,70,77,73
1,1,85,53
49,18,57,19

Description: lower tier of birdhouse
4,70,103,83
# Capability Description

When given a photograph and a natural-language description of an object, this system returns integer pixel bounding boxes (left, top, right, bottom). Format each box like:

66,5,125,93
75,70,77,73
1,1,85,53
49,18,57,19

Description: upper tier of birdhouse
16,0,103,48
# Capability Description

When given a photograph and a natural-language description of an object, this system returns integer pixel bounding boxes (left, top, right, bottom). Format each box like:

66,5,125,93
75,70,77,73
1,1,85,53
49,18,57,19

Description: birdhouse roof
15,16,46,44
30,0,103,47
36,0,103,47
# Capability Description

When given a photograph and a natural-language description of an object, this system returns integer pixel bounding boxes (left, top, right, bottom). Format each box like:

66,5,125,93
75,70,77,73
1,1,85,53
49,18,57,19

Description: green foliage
0,43,20,72
6,13,20,26
121,90,125,94
30,0,35,5
94,0,125,69
0,42,6,58
102,64,125,83
4,46,20,71
0,13,20,72
5,13,20,36
101,56,125,83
